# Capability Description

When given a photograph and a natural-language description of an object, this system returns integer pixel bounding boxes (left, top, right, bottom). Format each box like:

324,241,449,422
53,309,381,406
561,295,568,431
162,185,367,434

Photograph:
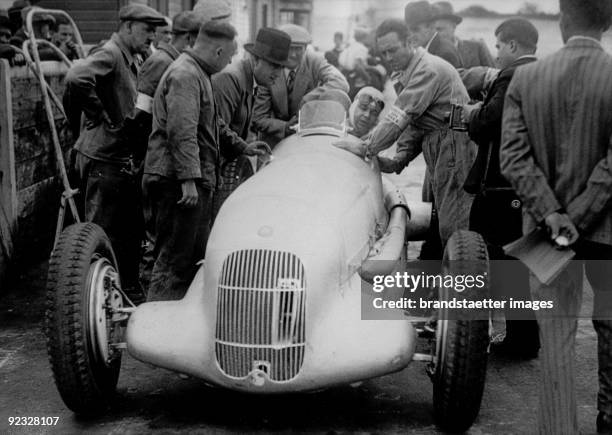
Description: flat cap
193,0,232,24
172,11,201,33
119,4,167,26
277,23,311,45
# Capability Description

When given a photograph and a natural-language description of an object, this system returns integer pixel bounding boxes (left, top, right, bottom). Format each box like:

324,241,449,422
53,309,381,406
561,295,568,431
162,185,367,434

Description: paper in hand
503,228,575,285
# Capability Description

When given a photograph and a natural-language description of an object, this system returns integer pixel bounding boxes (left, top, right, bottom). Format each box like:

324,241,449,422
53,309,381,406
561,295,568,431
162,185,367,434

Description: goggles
357,93,385,115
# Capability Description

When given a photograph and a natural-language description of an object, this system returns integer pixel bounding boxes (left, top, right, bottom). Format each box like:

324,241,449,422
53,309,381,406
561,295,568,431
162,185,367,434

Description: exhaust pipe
359,179,434,283
359,178,409,283
405,201,432,241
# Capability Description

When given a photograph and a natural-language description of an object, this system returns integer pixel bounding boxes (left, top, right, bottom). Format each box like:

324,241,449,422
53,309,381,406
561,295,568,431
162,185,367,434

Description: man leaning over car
143,21,262,302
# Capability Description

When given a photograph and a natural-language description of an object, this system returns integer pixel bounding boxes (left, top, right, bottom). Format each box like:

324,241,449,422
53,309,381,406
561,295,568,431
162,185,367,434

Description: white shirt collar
516,54,537,61
284,68,295,79
567,35,602,47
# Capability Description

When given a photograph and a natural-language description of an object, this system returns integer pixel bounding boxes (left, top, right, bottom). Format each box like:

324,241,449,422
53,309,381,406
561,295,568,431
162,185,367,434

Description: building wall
37,0,188,43
228,0,250,45
37,1,122,44
29,0,312,45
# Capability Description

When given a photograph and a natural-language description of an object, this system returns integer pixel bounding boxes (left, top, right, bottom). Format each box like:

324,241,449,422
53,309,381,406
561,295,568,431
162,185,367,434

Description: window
279,9,309,28
262,4,268,28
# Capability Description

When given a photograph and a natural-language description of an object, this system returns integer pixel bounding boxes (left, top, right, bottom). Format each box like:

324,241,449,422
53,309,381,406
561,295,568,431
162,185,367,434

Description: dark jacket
65,33,138,163
428,32,461,68
457,39,495,68
212,58,255,141
126,42,181,161
145,51,245,189
324,47,342,68
464,56,536,193
137,41,180,100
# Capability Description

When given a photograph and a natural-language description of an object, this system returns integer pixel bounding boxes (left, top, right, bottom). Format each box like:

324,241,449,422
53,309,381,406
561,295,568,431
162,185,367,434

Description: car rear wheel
45,223,125,415
432,230,490,433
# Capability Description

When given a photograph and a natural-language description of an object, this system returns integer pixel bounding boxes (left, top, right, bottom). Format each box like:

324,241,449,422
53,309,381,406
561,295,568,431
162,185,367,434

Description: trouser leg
141,174,159,292
418,173,444,260
532,262,583,435
469,192,539,349
147,179,212,301
585,256,612,416
76,154,143,288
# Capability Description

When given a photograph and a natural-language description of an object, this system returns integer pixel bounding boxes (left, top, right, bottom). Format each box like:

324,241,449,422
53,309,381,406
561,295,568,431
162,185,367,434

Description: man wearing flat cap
433,1,494,68
131,11,203,151
252,23,349,147
144,21,263,301
404,0,460,68
64,4,166,300
128,11,203,291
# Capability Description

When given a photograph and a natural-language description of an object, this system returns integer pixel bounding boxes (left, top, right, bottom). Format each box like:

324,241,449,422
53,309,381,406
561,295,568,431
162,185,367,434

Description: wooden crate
0,60,74,287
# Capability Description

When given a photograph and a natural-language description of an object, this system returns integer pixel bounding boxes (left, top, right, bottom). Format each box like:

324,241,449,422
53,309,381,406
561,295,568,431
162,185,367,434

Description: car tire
212,155,255,221
45,223,124,416
432,230,489,433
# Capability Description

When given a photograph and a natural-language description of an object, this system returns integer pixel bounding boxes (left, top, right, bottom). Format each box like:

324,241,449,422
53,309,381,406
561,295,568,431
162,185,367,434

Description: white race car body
127,130,416,392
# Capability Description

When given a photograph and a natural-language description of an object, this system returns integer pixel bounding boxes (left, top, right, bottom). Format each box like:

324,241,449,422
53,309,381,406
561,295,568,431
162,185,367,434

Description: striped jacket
500,37,612,245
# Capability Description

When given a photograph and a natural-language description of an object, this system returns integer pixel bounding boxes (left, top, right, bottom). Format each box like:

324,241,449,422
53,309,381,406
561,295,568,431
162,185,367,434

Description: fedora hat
433,1,463,25
404,1,436,28
244,27,291,67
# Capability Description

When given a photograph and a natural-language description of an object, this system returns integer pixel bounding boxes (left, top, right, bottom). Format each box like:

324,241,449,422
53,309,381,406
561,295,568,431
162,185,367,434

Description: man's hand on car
284,116,298,136
243,141,268,157
333,138,368,158
178,179,198,208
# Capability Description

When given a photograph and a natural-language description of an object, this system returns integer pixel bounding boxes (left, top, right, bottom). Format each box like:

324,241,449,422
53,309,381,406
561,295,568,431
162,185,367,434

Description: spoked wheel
45,223,128,415
430,230,490,433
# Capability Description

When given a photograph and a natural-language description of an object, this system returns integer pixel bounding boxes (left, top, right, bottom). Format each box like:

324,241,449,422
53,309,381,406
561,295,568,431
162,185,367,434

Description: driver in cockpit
348,86,385,139
299,86,384,139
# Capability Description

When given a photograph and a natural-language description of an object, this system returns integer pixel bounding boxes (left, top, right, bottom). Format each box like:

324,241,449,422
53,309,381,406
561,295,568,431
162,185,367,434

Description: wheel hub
87,258,124,366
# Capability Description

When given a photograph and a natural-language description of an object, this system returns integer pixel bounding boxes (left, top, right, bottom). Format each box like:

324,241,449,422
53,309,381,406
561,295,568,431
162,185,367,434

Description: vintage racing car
45,100,489,432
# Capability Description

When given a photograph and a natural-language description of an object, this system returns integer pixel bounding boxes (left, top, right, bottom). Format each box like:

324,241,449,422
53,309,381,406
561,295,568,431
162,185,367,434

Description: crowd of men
0,0,82,64
333,1,612,434
3,0,612,433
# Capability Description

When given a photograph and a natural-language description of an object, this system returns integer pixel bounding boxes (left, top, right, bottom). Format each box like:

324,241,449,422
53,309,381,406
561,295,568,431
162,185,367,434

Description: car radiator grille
215,249,306,381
